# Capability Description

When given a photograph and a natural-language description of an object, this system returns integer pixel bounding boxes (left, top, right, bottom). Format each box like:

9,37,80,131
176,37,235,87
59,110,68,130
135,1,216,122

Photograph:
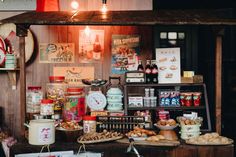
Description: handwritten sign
156,47,181,84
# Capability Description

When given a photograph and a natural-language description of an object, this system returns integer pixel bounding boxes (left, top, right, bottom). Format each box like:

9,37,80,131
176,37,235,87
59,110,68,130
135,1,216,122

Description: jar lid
67,87,83,93
49,76,65,82
41,99,54,104
83,116,96,121
28,86,42,90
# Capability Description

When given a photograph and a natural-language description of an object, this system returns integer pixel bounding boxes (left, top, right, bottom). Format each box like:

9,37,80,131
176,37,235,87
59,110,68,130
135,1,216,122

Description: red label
152,69,158,74
145,69,151,74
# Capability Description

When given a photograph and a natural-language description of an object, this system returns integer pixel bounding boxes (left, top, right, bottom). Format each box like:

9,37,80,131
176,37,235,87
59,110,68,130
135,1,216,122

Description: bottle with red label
151,60,158,83
145,60,152,83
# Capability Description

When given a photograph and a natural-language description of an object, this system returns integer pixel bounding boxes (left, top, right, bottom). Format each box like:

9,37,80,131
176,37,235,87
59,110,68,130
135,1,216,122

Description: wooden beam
16,25,29,138
215,33,223,134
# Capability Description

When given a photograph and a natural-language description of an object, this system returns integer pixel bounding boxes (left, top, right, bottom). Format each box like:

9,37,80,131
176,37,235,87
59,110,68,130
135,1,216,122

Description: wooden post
16,24,29,138
215,29,224,134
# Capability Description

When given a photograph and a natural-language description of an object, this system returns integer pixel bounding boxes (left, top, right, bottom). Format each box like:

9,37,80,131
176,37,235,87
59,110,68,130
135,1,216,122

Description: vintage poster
111,35,140,74
156,47,181,83
39,43,75,63
79,29,104,63
53,66,94,85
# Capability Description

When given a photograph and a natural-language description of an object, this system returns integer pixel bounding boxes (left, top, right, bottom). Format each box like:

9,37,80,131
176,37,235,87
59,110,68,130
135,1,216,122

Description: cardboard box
128,97,143,107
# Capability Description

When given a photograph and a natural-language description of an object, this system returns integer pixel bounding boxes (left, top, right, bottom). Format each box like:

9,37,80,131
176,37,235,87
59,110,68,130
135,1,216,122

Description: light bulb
84,26,91,36
101,4,107,14
71,0,79,10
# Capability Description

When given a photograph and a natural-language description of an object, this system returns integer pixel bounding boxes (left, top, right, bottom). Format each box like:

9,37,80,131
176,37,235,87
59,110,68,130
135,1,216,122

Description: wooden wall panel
0,25,152,136
0,0,152,137
59,0,152,11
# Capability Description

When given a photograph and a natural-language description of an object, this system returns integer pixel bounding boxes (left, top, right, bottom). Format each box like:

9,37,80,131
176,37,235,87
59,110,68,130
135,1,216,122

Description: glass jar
63,87,86,122
40,99,54,116
46,76,67,114
83,116,96,134
26,86,43,113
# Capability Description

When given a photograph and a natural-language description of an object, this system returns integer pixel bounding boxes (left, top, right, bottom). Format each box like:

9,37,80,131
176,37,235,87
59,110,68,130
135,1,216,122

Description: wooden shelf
1,9,236,26
0,68,20,71
127,106,206,110
125,83,204,87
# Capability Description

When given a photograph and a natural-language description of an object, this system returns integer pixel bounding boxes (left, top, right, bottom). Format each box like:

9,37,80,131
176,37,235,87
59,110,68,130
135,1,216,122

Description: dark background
153,0,236,152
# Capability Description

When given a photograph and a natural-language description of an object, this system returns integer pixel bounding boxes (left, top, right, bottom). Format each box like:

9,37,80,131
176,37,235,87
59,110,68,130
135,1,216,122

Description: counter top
10,140,234,157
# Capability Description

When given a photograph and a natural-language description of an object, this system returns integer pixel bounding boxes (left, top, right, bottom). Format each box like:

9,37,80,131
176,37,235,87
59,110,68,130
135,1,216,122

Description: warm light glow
101,4,107,14
71,0,79,10
84,26,91,36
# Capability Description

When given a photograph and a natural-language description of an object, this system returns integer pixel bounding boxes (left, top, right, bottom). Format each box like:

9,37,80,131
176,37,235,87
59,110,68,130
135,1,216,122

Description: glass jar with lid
46,76,67,115
83,116,96,134
63,87,85,122
40,99,54,116
26,86,43,113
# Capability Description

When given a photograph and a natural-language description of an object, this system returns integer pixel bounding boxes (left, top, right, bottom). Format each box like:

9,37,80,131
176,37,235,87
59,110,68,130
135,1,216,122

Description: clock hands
92,97,100,105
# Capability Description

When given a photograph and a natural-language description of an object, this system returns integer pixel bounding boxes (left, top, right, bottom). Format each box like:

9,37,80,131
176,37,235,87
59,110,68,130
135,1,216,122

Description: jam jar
63,87,86,122
26,86,43,113
46,76,67,114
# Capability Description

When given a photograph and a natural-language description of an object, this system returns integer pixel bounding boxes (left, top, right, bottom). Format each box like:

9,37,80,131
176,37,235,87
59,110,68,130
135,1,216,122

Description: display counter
10,141,234,157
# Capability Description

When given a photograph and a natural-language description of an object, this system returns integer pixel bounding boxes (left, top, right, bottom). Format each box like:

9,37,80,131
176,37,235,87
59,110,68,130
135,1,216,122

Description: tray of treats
56,121,83,131
77,130,123,144
125,127,156,141
186,132,234,145
155,119,178,130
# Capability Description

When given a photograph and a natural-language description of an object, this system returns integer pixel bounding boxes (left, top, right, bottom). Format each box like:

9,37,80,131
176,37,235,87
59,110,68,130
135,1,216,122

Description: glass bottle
137,59,144,71
145,60,152,83
151,60,158,83
93,34,102,60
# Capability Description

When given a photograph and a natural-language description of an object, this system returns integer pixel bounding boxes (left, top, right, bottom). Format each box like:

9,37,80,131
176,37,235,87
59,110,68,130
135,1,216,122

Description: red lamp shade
36,0,60,12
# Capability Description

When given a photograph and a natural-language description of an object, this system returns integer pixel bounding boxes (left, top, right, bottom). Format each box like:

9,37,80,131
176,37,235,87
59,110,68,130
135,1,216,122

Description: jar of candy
63,87,86,122
26,86,43,113
83,116,96,134
40,99,54,116
46,76,67,115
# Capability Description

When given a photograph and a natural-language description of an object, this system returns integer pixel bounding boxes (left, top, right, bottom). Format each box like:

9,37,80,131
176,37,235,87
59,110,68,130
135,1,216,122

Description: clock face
86,91,107,111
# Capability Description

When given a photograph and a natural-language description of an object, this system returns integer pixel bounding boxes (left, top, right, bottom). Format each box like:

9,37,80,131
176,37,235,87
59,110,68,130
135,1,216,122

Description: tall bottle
137,59,144,71
151,60,158,83
145,60,152,83
93,34,102,60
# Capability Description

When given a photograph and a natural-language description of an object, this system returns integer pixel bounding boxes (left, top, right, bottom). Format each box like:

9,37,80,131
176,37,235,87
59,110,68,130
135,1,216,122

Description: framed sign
156,47,181,84
53,66,94,86
39,43,75,63
111,35,140,74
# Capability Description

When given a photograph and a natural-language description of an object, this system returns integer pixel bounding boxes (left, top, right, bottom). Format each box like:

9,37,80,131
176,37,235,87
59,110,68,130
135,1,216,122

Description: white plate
56,127,83,131
0,23,34,62
154,124,178,130
0,36,6,50
0,47,6,66
129,137,147,141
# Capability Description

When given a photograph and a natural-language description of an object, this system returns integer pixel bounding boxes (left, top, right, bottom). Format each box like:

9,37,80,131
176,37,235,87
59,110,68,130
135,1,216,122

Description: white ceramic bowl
154,124,178,130
180,131,201,140
180,124,201,132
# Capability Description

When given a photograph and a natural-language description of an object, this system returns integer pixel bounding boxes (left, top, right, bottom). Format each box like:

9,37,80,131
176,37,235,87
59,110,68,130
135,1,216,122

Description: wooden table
10,141,234,157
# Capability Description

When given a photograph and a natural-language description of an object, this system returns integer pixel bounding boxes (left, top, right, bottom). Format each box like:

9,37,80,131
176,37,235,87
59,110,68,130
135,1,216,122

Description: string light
71,0,79,11
84,26,91,36
101,0,108,14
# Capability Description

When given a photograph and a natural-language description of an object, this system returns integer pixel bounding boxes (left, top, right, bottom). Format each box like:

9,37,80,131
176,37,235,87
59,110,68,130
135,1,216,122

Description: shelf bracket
7,71,17,90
